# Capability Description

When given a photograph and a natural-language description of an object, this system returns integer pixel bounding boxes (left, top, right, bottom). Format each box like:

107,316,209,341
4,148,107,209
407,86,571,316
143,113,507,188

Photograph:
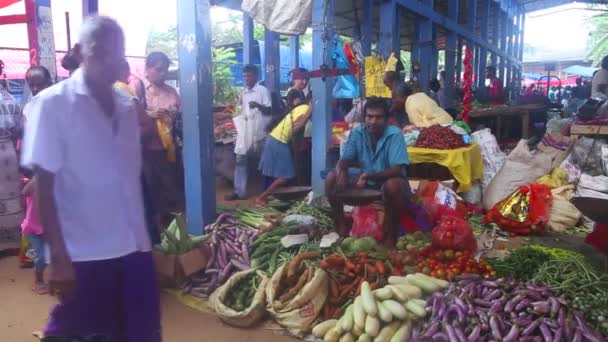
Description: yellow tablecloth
407,143,484,192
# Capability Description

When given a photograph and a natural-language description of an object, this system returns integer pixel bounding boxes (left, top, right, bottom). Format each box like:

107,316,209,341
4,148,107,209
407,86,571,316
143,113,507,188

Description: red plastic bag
431,214,477,252
586,223,608,254
351,205,384,241
415,180,467,224
484,183,553,235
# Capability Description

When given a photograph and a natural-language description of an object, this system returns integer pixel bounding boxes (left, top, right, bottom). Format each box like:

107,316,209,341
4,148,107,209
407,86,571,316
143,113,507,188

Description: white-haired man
21,16,161,342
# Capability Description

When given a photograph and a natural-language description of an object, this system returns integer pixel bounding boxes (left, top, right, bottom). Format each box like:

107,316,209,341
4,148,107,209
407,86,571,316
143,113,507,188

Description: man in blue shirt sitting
326,97,411,245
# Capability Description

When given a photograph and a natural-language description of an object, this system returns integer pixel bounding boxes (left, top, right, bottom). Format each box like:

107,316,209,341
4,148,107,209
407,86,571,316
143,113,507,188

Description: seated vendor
393,83,453,128
326,97,411,246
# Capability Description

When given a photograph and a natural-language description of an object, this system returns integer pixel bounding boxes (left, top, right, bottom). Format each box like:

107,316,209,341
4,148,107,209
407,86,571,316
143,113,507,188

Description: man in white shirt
21,17,161,342
226,64,272,200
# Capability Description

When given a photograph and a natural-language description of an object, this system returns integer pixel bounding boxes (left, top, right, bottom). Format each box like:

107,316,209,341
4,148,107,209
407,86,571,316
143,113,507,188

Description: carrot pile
318,252,390,320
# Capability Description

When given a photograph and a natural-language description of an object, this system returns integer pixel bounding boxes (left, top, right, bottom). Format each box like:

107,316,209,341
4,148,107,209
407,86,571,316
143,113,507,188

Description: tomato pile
415,247,496,281
414,125,468,150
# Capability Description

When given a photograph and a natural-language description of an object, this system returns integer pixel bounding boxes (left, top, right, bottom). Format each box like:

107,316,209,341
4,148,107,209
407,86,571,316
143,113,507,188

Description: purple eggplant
522,319,541,336
485,288,502,301
540,323,553,342
515,298,531,312
490,315,502,340
506,294,525,313
503,324,520,342
572,329,582,342
423,321,440,337
443,323,458,342
456,273,481,281
489,301,502,314
467,325,480,342
431,332,450,342
482,280,498,288
473,299,492,308
549,297,560,318
450,304,465,323
453,326,467,342
552,328,563,342
532,301,550,315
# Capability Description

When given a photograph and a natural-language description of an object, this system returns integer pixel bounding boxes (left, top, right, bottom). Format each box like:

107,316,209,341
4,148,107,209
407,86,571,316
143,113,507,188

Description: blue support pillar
243,14,254,65
506,16,514,98
290,35,300,69
264,29,281,93
26,0,58,81
491,2,499,66
518,11,525,62
361,0,373,57
477,0,490,93
82,0,98,16
415,0,435,91
456,38,463,83
311,0,334,195
176,0,215,233
379,0,400,59
430,29,438,81
444,0,459,107
499,12,507,84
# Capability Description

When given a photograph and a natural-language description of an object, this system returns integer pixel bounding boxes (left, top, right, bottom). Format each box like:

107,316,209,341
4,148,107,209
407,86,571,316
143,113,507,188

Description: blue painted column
491,2,499,66
430,29,438,81
243,14,254,65
444,0,459,107
290,35,300,69
477,0,490,94
499,12,507,84
176,0,215,233
264,29,281,93
416,0,435,91
311,0,334,195
361,0,373,57
456,38,463,83
25,0,57,80
379,0,400,59
82,0,98,16
505,16,513,98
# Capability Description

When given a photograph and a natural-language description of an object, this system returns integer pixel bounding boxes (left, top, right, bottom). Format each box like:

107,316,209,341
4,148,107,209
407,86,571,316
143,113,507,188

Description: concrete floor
0,256,295,342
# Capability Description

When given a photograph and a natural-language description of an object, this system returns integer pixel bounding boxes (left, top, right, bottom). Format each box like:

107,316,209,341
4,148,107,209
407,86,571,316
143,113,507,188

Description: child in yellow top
257,92,312,205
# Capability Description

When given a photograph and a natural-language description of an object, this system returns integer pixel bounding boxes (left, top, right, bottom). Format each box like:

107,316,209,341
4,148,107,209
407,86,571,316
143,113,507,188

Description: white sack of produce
209,269,269,328
569,137,608,176
471,128,506,191
483,139,552,210
547,185,582,233
242,0,311,35
537,132,576,169
266,263,329,337
575,173,608,200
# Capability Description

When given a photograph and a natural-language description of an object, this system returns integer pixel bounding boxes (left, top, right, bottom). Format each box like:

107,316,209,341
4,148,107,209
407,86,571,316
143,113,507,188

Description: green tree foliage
587,12,608,67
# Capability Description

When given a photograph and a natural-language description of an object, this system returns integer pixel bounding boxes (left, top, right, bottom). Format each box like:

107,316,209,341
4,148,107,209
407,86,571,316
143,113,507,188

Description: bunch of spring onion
232,207,282,232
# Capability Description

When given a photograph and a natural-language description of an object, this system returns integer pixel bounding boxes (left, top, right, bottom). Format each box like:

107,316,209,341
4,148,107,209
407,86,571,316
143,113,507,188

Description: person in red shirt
486,66,506,105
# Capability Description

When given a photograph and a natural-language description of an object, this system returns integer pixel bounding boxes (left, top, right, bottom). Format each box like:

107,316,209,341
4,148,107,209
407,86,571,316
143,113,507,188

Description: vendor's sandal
32,282,49,295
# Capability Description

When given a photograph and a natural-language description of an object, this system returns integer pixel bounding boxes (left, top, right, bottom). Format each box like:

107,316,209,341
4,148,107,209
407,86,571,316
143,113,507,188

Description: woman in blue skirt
256,92,312,205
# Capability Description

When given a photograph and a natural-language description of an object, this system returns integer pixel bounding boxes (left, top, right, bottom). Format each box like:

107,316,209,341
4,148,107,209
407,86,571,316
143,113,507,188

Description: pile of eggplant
412,274,605,342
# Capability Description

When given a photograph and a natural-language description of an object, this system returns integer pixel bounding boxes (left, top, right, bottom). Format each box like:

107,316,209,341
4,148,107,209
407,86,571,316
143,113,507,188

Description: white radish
357,334,372,342
360,282,378,316
373,287,393,301
353,297,366,329
324,326,341,342
339,332,355,342
404,300,427,318
364,315,380,337
373,321,400,342
382,300,408,320
391,284,422,299
389,321,412,342
313,319,338,337
340,305,355,332
376,301,393,323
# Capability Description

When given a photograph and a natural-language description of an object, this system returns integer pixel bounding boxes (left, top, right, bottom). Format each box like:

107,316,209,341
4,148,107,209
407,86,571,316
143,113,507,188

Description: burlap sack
209,269,269,328
547,185,582,233
537,132,576,169
265,264,329,337
483,140,552,210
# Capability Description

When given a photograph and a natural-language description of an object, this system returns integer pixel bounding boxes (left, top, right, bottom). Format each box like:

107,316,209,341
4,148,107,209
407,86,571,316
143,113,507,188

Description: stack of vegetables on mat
318,252,391,320
155,213,207,254
250,222,324,274
489,245,608,337
414,125,468,150
312,273,449,342
181,214,256,298
232,207,282,232
395,232,431,252
414,274,605,341
209,269,269,328
415,247,495,281
286,201,334,230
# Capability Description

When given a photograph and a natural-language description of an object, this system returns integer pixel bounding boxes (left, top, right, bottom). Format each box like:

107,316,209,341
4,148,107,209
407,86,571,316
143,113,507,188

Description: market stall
468,103,547,140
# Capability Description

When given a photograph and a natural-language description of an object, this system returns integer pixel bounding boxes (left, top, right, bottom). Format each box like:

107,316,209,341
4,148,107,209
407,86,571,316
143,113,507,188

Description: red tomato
455,251,463,258
430,271,438,278
436,269,446,278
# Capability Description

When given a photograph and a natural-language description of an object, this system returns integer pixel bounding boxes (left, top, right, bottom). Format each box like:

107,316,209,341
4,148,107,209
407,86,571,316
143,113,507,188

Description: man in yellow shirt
393,83,453,127
256,94,312,205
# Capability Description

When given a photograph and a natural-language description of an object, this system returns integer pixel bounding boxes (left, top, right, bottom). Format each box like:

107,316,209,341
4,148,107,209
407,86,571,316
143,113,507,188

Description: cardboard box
153,245,209,287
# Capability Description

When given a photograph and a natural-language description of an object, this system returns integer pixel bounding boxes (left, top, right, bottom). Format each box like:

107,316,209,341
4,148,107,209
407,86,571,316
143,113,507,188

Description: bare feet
32,282,49,295
255,196,268,207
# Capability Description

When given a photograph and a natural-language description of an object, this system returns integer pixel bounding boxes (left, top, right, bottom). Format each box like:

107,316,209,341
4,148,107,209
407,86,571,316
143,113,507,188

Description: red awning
0,48,146,80
0,0,21,9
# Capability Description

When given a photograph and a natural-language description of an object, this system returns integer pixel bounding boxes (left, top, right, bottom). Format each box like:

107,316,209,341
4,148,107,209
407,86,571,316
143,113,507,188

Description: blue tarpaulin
562,65,598,78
